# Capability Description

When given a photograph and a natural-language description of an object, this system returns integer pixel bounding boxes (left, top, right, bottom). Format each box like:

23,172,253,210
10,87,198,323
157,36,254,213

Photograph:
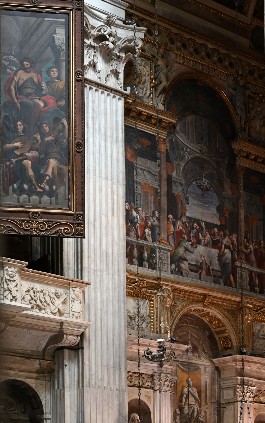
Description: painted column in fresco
237,162,245,257
63,2,145,423
158,136,168,243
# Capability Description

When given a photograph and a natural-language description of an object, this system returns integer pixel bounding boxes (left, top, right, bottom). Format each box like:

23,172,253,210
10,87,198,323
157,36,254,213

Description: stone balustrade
0,257,89,357
0,257,88,320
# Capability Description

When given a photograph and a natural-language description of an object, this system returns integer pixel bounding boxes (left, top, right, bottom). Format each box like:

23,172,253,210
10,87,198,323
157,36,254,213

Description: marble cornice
233,139,265,174
127,0,250,30
124,96,176,135
0,257,90,288
187,0,249,24
214,355,265,368
85,77,127,97
127,4,265,86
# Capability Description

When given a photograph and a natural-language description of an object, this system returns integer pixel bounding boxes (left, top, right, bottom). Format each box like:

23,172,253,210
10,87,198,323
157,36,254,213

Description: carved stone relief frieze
21,284,69,318
3,267,19,303
127,371,153,389
70,287,83,320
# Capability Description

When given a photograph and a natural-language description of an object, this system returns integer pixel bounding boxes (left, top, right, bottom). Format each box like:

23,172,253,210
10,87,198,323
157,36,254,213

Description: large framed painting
0,0,84,237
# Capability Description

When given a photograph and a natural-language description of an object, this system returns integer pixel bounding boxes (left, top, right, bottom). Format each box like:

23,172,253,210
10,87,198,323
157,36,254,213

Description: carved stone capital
153,372,174,393
84,5,145,89
236,384,256,402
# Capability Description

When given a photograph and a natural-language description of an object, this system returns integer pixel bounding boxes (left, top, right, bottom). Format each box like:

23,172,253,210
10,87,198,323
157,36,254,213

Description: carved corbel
43,322,80,358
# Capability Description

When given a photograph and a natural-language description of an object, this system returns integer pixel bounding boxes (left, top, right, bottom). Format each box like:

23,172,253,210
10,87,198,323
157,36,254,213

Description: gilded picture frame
0,0,84,237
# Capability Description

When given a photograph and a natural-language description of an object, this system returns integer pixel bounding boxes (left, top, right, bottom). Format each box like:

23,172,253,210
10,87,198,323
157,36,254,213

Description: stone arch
164,71,238,133
128,398,152,423
0,379,44,423
171,303,238,357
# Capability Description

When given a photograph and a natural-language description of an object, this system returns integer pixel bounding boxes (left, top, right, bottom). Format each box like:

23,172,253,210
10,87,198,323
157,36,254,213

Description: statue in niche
137,58,151,100
159,286,173,335
154,47,175,101
179,378,204,423
227,75,248,135
249,103,265,141
155,56,168,98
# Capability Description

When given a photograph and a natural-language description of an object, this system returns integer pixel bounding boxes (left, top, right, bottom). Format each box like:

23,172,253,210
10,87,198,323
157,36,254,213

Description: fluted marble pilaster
83,84,127,423
62,3,145,422
64,85,127,422
63,85,128,423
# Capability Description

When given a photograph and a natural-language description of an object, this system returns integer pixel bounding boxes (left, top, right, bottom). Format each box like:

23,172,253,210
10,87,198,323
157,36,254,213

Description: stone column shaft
53,349,83,423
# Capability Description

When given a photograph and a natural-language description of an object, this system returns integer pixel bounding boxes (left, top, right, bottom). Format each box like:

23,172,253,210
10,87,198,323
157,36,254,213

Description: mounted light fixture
196,173,211,197
143,338,176,367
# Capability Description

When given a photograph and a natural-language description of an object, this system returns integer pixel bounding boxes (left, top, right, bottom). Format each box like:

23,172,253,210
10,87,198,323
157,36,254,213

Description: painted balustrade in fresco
126,202,265,294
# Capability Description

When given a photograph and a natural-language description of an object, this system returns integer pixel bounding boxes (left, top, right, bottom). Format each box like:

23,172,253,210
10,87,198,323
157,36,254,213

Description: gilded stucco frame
0,0,84,237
